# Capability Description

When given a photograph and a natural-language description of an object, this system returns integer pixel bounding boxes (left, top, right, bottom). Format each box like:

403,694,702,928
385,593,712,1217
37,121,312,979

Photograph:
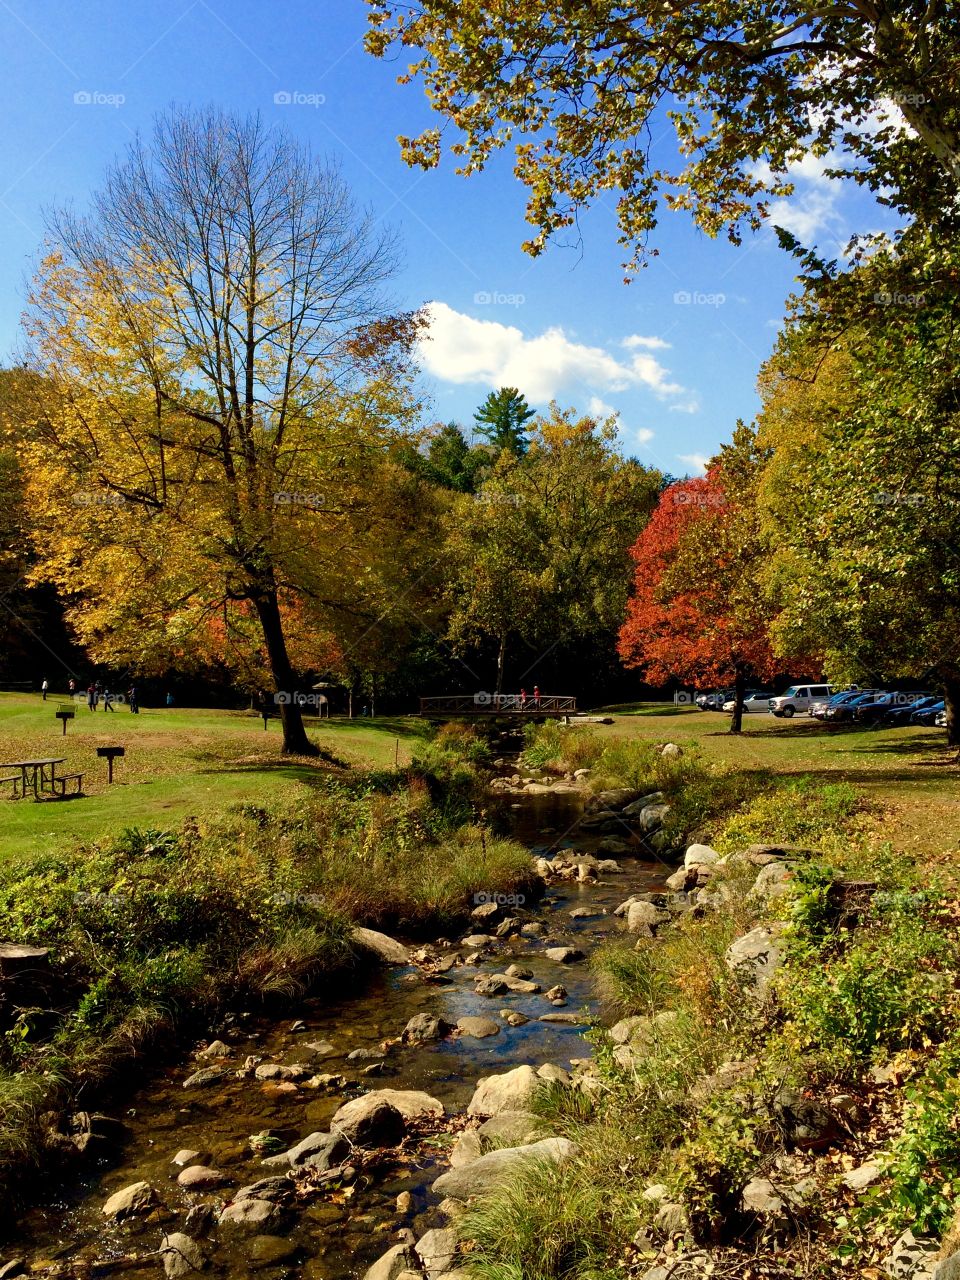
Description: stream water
11,781,666,1279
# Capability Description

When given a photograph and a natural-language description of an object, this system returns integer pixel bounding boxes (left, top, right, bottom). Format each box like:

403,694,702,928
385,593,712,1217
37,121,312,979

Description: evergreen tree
473,387,535,456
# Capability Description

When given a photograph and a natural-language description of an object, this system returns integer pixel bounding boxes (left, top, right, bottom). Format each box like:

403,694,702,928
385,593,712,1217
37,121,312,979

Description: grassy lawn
591,702,960,856
0,693,430,861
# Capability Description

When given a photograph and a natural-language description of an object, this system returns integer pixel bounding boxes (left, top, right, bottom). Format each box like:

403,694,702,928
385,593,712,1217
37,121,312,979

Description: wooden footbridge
419,694,577,720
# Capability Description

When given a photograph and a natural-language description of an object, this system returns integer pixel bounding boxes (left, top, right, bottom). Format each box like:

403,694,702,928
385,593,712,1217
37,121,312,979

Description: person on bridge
534,685,541,708
520,687,527,710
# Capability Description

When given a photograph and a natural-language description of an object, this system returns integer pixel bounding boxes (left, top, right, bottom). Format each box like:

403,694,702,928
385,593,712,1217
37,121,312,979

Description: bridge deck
419,694,576,718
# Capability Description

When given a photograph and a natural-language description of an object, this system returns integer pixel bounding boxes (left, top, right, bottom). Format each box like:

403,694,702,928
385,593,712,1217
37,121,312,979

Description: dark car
823,690,886,722
911,700,946,726
810,689,866,720
881,695,942,727
855,691,933,725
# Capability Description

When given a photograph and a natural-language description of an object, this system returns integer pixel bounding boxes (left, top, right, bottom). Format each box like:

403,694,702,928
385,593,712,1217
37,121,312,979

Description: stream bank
4,765,675,1280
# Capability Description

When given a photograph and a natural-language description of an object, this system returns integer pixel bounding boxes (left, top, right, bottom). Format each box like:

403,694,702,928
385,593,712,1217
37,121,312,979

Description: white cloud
587,396,616,418
678,453,710,475
622,334,671,352
418,301,692,410
585,397,656,448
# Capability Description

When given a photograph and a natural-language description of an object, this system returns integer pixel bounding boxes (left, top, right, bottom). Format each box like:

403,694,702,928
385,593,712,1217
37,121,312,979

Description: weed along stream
8,771,670,1280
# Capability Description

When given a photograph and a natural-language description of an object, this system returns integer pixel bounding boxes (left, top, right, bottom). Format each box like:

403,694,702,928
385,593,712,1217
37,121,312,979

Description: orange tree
619,425,797,731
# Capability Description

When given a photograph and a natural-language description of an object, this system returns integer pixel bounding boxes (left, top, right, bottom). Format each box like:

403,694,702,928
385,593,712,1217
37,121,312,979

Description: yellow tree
14,107,423,753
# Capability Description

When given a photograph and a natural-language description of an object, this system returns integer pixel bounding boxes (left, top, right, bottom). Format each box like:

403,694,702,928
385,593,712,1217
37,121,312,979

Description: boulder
665,867,693,893
433,1137,578,1200
591,789,642,811
475,974,510,997
683,844,719,870
102,1181,158,1219
456,1016,501,1039
415,1228,458,1279
217,1198,288,1236
882,1231,942,1280
331,1097,404,1146
772,1085,839,1149
262,1130,349,1170
502,1010,530,1027
741,1177,786,1217
159,1233,206,1279
660,743,683,758
750,862,797,901
402,1013,453,1044
622,792,665,818
176,1165,227,1190
449,1130,483,1167
725,926,783,996
234,1177,293,1203
477,1111,543,1145
362,1244,415,1280
467,1065,540,1116
537,1063,571,1085
471,901,501,924
545,946,584,963
351,927,411,965
332,1089,443,1129
626,901,663,933
182,1067,228,1090
172,1148,203,1167
254,1063,310,1081
196,1040,231,1060
842,1160,883,1192
639,804,670,832
597,837,631,855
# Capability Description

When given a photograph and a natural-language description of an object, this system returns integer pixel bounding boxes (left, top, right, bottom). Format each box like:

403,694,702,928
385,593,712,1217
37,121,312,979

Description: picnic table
0,758,82,800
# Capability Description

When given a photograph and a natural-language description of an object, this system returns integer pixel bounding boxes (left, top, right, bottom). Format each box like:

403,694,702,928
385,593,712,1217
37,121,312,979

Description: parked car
855,691,934,725
696,688,736,711
823,690,886,722
769,683,835,718
880,695,942,727
809,690,866,720
912,700,946,726
721,692,773,714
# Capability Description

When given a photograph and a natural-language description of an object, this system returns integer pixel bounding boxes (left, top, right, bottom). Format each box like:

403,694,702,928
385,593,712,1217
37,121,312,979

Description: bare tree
26,106,404,754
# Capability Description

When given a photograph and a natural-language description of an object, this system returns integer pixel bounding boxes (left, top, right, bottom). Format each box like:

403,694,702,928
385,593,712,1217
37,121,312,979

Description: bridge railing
419,694,577,716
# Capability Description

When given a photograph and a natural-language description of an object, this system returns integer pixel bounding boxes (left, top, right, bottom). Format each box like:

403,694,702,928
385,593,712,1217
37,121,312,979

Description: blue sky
0,0,892,477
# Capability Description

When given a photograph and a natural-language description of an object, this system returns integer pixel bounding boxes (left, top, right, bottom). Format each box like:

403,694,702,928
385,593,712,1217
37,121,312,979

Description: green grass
585,702,960,856
0,693,431,861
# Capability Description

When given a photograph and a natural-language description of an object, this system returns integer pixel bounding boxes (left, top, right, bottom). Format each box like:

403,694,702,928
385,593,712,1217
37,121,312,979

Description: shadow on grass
596,703,701,718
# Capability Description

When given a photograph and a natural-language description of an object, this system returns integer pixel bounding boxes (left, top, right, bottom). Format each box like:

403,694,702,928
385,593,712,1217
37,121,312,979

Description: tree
399,421,490,492
619,428,795,732
366,2,960,271
16,106,418,754
446,405,661,692
756,230,960,745
473,387,535,456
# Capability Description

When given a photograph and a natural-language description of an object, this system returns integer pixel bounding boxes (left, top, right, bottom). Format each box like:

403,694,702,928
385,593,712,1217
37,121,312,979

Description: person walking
41,678,49,701
165,692,174,707
67,678,76,696
520,687,527,710
533,684,541,709
127,686,139,714
94,681,103,709
103,689,116,712
86,683,96,712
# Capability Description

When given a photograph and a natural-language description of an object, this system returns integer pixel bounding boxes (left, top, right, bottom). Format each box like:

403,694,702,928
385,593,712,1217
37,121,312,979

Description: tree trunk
495,633,506,696
730,666,746,735
944,677,960,749
252,590,318,756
